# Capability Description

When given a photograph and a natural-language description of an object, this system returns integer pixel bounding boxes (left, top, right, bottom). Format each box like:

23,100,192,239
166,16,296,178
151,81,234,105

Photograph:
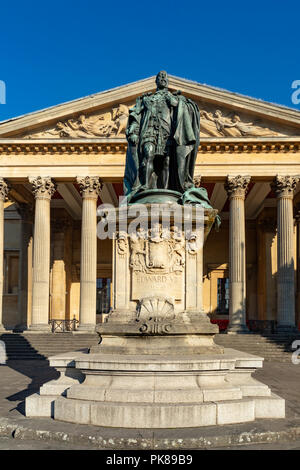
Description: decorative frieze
29,176,57,199
76,176,102,199
0,140,300,156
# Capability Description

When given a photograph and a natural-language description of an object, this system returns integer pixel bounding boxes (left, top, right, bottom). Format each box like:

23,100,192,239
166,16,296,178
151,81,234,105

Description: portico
0,75,300,334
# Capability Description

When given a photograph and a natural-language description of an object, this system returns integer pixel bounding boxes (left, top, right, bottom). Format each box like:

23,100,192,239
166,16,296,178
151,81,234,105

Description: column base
276,324,299,335
73,324,96,334
226,324,250,335
25,324,51,334
13,323,28,332
0,324,6,333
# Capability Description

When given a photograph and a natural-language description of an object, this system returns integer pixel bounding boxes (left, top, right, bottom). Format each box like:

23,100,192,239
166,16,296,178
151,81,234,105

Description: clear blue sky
1,0,300,121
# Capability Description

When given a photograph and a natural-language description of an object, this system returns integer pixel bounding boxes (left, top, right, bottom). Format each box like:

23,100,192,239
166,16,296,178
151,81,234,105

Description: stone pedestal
92,205,221,356
26,204,285,428
52,349,284,428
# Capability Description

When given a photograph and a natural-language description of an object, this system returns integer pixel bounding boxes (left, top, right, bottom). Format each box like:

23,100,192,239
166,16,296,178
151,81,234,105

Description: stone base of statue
90,204,222,356
129,188,182,205
26,205,285,427
49,350,284,428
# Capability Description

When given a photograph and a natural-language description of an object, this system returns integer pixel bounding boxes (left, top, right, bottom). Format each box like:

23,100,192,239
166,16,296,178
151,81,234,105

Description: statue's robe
124,94,199,195
123,92,221,229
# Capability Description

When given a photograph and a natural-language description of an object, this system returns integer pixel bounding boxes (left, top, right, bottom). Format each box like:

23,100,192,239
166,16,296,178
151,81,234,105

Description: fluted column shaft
0,179,11,331
50,219,72,321
272,175,299,331
29,177,56,332
77,177,102,331
225,175,251,334
17,204,33,329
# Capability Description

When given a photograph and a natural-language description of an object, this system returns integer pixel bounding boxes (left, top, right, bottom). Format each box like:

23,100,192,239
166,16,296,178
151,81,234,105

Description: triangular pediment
1,75,300,139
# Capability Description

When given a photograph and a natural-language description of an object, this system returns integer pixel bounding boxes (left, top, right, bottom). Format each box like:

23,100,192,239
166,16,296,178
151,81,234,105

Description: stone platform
26,348,285,428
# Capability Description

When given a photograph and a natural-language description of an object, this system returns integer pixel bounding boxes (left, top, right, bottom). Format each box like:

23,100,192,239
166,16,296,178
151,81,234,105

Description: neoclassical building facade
0,75,300,333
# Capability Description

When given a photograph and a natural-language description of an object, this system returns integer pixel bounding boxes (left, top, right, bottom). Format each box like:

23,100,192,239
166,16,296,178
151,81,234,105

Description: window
96,278,111,315
4,251,19,294
217,278,229,314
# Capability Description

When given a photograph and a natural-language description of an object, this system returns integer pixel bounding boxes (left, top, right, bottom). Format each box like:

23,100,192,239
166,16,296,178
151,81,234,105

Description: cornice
168,76,300,126
0,137,300,155
0,75,300,136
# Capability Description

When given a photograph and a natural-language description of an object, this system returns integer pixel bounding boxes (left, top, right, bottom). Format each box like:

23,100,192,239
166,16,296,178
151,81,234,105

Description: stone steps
1,331,299,362
0,333,99,360
215,333,300,361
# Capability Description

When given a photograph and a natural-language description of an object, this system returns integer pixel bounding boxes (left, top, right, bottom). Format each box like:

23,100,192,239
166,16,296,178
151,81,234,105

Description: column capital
76,176,102,199
271,175,300,199
0,178,11,202
29,176,57,200
225,175,251,199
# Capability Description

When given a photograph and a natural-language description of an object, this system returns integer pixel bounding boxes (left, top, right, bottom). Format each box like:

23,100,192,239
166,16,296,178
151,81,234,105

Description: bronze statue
125,71,200,196
123,71,221,228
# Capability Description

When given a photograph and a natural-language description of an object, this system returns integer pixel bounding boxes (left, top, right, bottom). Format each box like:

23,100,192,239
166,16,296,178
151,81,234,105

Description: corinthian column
225,175,251,334
0,179,11,331
271,175,299,332
16,203,33,330
76,176,102,332
28,177,56,332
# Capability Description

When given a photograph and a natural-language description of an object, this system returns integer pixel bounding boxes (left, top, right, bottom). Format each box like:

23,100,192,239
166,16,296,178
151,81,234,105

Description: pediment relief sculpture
199,109,283,137
23,103,130,139
18,102,297,140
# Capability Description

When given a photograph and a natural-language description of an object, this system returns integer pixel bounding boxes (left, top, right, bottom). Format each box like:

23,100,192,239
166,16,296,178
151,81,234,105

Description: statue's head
156,71,168,90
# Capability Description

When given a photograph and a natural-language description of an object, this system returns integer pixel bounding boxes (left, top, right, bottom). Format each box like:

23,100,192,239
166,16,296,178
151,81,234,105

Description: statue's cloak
170,95,200,192
124,94,200,196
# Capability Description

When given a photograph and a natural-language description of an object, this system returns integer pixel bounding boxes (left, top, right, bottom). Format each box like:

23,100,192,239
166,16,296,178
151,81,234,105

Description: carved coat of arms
129,224,185,274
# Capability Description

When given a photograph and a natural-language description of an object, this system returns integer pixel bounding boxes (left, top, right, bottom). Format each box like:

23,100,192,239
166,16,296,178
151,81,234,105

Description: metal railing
247,320,277,333
49,318,79,333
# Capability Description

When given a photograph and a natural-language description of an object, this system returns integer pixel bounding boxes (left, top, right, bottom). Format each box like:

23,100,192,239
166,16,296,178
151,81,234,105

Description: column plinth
271,175,299,333
0,179,11,331
76,176,102,333
225,175,251,334
27,177,56,333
